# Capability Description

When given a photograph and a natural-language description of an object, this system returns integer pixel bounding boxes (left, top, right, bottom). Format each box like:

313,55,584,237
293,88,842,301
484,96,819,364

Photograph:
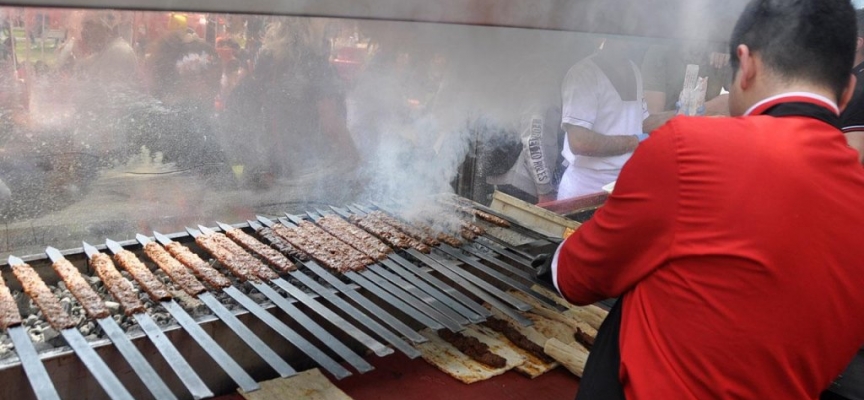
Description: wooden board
239,368,353,400
416,326,524,384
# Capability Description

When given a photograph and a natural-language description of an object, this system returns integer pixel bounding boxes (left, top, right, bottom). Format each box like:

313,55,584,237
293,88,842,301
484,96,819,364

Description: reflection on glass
0,5,718,257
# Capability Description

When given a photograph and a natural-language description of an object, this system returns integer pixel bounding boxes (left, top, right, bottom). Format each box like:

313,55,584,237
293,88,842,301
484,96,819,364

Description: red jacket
553,95,864,399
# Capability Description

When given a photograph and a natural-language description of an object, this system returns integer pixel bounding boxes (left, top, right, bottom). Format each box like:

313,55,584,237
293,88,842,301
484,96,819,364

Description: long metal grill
0,196,563,399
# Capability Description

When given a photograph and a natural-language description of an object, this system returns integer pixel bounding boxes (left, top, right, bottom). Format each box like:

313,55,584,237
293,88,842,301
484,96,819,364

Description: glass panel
0,6,724,257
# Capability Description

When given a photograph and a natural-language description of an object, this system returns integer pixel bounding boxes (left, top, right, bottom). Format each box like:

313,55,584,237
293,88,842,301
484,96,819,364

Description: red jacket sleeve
553,123,680,305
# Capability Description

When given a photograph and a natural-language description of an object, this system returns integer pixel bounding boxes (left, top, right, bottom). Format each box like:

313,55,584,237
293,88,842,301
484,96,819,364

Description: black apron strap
762,102,841,129
575,296,626,400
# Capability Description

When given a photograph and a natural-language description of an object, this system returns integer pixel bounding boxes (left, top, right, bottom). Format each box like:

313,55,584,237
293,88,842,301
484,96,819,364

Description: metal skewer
275,217,460,333
211,222,395,360
0,264,60,400
247,219,428,346
104,239,260,393
200,224,390,364
135,234,296,378
303,210,477,325
332,206,534,320
152,231,353,380
187,227,374,374
81,242,214,400
45,247,177,400
7,256,134,400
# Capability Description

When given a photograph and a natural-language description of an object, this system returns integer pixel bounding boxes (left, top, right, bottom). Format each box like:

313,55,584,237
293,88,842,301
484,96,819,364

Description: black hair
729,0,856,98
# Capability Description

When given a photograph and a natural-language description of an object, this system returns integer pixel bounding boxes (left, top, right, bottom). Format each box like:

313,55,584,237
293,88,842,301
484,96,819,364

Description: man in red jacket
543,0,864,398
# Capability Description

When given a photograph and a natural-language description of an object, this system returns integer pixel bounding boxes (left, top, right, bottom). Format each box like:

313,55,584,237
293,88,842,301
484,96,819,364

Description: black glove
532,253,555,287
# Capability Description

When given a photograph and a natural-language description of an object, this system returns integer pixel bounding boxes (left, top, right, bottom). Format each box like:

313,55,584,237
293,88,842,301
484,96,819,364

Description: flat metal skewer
187,227,373,375
104,240,259,393
253,218,430,348
153,231,352,380
335,206,533,314
305,210,478,324
8,256,134,400
45,247,177,400
212,222,394,359
0,263,60,400
136,234,295,378
276,217,459,332
82,242,214,400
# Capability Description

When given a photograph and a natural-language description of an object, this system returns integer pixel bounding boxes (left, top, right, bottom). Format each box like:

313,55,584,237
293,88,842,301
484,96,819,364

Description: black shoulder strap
762,102,841,130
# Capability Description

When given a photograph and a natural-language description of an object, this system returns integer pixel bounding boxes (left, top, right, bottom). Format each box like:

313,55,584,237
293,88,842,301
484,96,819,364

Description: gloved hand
532,253,555,287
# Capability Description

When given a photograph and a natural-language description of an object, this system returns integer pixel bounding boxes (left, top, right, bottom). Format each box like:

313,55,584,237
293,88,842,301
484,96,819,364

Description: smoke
347,20,598,224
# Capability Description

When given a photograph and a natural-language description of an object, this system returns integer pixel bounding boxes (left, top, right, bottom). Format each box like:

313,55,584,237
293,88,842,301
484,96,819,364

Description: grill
0,196,563,399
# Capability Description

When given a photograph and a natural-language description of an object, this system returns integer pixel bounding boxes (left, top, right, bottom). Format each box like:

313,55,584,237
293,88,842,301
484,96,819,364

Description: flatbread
472,323,558,378
416,326,524,384
239,368,353,400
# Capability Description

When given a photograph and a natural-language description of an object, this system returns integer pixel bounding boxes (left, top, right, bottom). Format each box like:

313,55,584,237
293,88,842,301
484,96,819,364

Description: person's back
545,0,864,398
612,111,864,399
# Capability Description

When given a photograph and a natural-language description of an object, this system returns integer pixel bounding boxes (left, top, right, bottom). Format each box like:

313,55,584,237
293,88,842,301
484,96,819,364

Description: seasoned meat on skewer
10,262,75,330
51,258,110,319
367,211,440,247
0,274,21,329
316,215,391,260
113,250,172,302
255,226,310,261
143,243,207,296
90,253,146,316
419,226,463,248
195,234,256,282
164,242,232,289
210,233,279,280
348,214,431,253
223,227,296,272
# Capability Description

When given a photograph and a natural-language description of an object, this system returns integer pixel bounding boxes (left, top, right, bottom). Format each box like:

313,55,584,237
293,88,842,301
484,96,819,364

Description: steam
347,20,598,224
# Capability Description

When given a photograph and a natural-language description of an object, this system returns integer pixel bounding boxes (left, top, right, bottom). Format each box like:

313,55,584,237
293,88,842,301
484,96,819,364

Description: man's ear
857,37,864,54
839,73,857,113
735,44,758,91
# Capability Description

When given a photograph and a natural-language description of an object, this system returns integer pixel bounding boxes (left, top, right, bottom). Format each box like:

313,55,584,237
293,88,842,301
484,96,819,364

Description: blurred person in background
641,40,732,132
75,11,137,84
220,17,359,189
129,30,228,185
486,56,569,204
557,38,648,199
839,8,864,165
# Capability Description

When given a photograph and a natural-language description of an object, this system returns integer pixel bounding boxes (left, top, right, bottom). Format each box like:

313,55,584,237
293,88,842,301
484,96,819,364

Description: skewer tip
45,247,64,263
277,217,294,227
256,215,275,227
198,225,217,235
104,239,124,255
7,255,23,266
135,234,151,245
284,213,304,224
82,242,99,258
152,231,172,245
247,220,263,230
215,221,234,232
185,227,202,238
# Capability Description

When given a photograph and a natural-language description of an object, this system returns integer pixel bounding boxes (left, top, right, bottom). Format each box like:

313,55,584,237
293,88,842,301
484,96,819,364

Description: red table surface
212,352,579,400
332,352,579,400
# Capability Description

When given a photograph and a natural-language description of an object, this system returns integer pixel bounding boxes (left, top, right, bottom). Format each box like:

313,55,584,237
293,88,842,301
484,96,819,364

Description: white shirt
558,56,648,198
